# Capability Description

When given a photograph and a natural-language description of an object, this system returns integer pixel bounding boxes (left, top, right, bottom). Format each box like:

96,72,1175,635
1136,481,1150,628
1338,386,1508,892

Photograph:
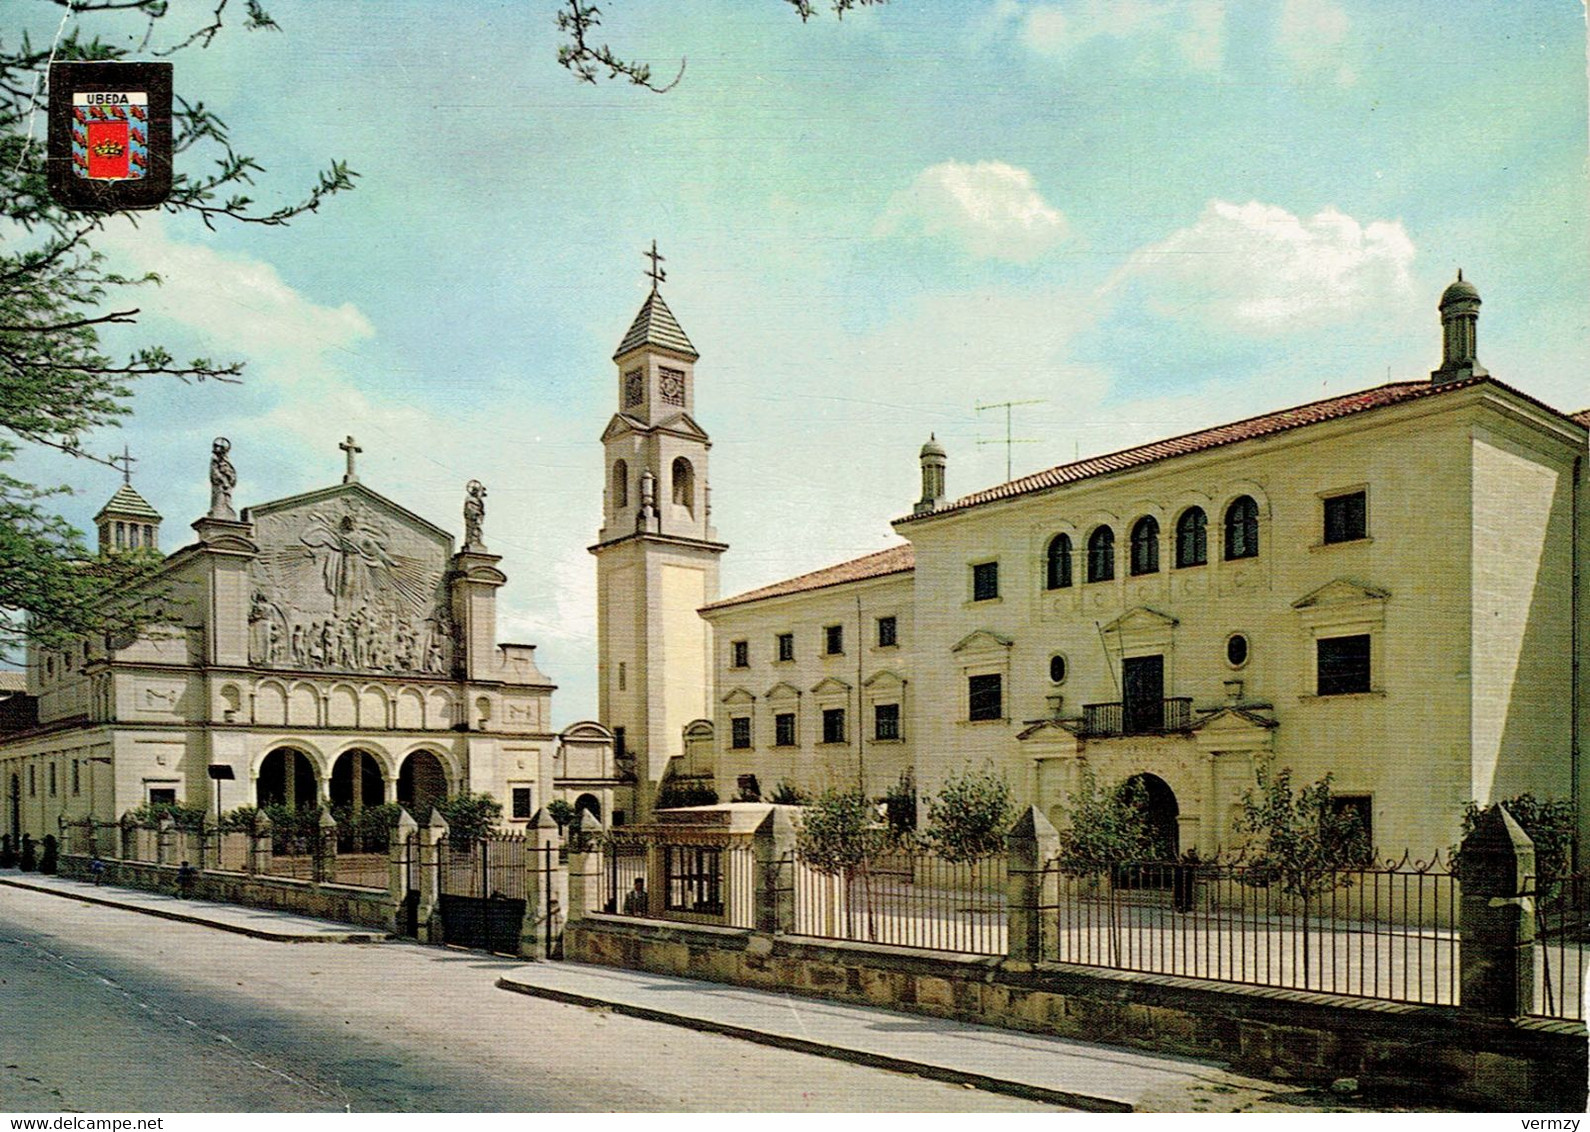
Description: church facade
2,443,616,842
698,276,1590,856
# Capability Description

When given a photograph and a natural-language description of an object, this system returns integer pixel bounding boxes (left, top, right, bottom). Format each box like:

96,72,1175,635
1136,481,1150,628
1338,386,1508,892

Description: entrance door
1122,655,1164,734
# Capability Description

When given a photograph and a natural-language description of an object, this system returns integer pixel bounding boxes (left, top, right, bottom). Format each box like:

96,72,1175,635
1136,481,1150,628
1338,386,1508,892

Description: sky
10,0,1590,725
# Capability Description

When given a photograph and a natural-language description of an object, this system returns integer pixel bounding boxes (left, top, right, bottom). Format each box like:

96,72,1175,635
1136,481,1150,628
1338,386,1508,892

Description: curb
495,974,1132,1113
0,875,390,944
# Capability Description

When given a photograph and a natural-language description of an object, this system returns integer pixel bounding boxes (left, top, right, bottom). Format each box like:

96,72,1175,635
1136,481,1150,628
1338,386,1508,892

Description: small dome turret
1432,269,1487,384
920,434,947,460
914,434,947,515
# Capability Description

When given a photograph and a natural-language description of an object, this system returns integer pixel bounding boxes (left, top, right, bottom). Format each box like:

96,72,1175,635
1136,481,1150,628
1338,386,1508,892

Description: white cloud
1277,0,1355,85
879,160,1068,262
1018,0,1226,73
1115,199,1417,334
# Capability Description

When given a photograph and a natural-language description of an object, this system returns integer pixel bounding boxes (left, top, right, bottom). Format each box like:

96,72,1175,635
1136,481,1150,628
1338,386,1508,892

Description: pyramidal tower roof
93,482,162,523
613,288,698,361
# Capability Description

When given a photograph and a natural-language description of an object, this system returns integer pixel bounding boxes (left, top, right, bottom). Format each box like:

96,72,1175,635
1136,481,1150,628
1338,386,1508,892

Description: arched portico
1123,772,1180,859
573,792,602,824
330,748,387,812
256,747,320,809
397,749,449,819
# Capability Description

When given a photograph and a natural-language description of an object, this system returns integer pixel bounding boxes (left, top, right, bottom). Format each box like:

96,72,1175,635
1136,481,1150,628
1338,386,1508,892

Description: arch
255,680,288,726
1087,525,1115,583
396,687,424,729
256,746,320,810
1224,495,1260,561
1129,516,1159,576
327,683,358,727
218,683,242,719
1045,533,1073,590
397,749,449,819
1124,773,1179,859
359,685,389,729
427,688,455,729
612,459,629,508
671,456,695,514
574,793,602,823
1175,507,1208,568
287,682,318,727
330,747,387,812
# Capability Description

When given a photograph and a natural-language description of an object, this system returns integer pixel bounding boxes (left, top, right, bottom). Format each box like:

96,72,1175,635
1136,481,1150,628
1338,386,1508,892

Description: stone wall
59,852,396,932
568,914,1587,1112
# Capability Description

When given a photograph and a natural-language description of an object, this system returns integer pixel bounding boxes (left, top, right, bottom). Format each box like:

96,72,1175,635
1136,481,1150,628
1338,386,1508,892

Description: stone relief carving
246,496,454,677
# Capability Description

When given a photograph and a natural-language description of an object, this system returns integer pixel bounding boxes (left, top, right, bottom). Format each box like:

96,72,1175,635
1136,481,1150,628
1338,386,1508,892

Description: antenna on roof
976,399,1044,481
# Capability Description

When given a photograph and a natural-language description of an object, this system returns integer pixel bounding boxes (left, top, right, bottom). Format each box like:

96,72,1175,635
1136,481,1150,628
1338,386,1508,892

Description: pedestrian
622,876,647,916
176,860,195,899
90,857,106,886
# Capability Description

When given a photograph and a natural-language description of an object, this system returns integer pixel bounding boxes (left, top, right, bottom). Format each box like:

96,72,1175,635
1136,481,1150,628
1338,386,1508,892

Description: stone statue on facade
209,437,237,520
463,480,487,550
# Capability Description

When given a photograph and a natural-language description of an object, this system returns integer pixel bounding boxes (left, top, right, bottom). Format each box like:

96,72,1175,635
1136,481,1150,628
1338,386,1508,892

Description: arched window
1045,533,1072,590
1225,495,1259,560
612,459,629,508
1175,507,1207,568
671,457,695,514
1129,516,1159,576
1087,526,1115,583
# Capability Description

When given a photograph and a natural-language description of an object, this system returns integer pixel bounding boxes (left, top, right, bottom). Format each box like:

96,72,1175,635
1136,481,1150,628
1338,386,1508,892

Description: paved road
0,886,1058,1113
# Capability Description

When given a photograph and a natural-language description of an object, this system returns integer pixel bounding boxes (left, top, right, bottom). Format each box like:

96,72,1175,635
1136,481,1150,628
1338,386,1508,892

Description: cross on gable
111,443,136,485
644,238,666,291
340,435,362,483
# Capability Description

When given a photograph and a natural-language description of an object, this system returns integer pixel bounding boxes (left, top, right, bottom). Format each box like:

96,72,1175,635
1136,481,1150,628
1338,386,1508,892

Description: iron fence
789,844,1007,955
1048,854,1459,1005
597,836,649,915
441,834,529,901
598,834,756,927
1527,871,1588,1021
1079,697,1195,737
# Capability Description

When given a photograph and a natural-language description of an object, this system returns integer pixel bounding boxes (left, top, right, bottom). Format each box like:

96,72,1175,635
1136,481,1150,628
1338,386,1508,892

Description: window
28,765,35,796
612,460,629,508
148,787,176,805
774,712,796,747
71,761,80,795
1331,795,1374,855
1045,533,1073,589
511,787,533,820
617,661,626,691
1087,526,1115,582
659,366,687,406
1175,508,1207,568
874,703,900,740
776,633,795,662
972,561,1000,601
730,716,752,749
968,673,1003,721
1049,654,1068,684
876,615,897,648
1323,490,1367,544
821,707,846,744
1225,496,1259,560
48,763,56,797
1317,634,1371,695
614,726,626,760
824,624,844,655
1226,633,1250,668
623,367,644,407
1130,516,1160,575
671,457,695,514
731,640,749,668
665,844,723,913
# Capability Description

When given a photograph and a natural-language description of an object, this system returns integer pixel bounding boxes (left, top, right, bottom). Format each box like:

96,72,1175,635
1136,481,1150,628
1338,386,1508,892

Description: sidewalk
498,960,1318,1112
0,871,390,943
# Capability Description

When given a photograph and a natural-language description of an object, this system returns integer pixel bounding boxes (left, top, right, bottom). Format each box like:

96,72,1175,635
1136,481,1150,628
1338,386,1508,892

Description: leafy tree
435,790,503,845
795,786,874,875
655,780,718,809
1455,793,1575,892
1237,765,1371,897
2,2,355,659
922,765,1014,863
1051,765,1159,876
124,799,208,832
882,771,916,839
769,779,809,806
546,797,576,830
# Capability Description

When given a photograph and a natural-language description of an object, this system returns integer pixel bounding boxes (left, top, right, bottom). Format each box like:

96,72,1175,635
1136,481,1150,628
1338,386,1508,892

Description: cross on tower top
340,435,362,484
111,443,136,485
644,239,666,292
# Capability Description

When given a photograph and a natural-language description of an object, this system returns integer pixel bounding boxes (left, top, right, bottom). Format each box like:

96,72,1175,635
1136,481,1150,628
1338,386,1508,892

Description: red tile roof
1571,408,1590,428
703,544,915,611
901,376,1580,524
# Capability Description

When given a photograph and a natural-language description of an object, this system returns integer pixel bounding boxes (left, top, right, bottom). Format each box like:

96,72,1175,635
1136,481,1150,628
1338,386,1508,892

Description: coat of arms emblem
71,92,148,181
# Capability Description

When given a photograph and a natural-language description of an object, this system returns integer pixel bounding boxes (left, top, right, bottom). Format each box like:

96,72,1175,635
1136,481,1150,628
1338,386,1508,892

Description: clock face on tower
659,367,686,406
623,369,644,408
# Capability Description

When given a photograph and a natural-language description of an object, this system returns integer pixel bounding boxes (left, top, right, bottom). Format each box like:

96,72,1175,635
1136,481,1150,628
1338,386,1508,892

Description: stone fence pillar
521,808,563,959
1006,806,1060,964
388,808,418,922
1459,804,1536,1017
314,809,338,885
120,815,136,862
417,809,449,944
753,807,797,935
249,809,273,876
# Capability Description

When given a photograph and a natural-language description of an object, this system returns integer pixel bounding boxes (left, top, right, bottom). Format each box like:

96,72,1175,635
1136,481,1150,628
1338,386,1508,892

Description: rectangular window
824,624,844,655
48,763,56,797
511,786,533,820
730,640,749,668
1331,794,1374,852
776,632,795,662
972,561,1000,601
731,716,752,749
148,787,176,806
71,761,80,796
821,707,846,744
874,703,900,741
876,615,897,648
28,765,36,796
1317,634,1372,695
774,712,796,746
664,845,723,914
614,726,626,760
617,661,627,691
968,673,1003,721
1323,490,1367,544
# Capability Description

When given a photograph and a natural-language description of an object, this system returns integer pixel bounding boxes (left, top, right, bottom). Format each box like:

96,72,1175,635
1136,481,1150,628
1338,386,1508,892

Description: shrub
1052,766,1159,875
20,835,37,871
1238,765,1370,898
218,805,259,833
796,787,876,875
923,766,1014,862
883,772,917,840
39,835,58,875
547,798,576,830
655,781,718,809
1455,793,1575,891
769,779,808,806
125,800,209,832
0,835,15,868
435,790,503,844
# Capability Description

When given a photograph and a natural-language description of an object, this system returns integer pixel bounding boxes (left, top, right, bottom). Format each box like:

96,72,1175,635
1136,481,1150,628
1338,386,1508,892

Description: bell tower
591,243,726,821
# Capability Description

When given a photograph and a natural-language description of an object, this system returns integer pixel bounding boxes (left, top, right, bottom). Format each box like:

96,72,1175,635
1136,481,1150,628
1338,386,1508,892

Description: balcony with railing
1079,696,1194,738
